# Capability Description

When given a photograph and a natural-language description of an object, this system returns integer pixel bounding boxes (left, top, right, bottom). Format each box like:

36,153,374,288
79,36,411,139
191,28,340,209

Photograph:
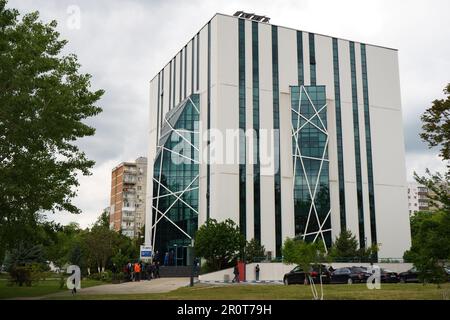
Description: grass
50,283,450,300
0,278,104,300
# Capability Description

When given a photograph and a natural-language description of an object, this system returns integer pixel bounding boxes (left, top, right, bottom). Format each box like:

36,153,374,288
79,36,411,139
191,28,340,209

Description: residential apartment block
110,157,147,238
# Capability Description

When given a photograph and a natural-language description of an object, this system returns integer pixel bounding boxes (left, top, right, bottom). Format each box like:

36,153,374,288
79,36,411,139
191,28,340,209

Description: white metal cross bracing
151,97,200,248
291,86,331,252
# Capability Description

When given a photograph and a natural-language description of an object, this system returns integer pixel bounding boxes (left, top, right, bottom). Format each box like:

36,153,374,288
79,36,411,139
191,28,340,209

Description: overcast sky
7,0,450,228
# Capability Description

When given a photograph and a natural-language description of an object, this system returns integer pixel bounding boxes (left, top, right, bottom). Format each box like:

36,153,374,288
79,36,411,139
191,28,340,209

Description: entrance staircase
159,266,194,278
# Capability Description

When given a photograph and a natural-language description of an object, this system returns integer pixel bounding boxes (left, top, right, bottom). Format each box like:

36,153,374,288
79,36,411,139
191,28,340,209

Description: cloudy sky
7,0,450,228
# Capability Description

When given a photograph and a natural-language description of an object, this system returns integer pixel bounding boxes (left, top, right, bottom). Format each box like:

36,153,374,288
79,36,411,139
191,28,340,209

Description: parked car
380,269,399,283
330,267,371,284
399,267,419,283
400,267,450,283
283,264,331,285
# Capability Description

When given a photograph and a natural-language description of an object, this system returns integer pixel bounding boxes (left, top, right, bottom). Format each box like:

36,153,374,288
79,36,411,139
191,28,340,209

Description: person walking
127,262,133,282
141,262,146,281
164,252,169,266
255,264,260,281
155,261,160,278
233,265,240,283
134,262,141,282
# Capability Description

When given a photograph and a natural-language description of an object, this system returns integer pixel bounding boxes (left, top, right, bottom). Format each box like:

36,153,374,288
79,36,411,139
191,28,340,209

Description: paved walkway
31,278,191,299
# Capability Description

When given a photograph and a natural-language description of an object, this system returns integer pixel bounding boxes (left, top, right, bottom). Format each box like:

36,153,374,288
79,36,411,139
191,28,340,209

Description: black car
380,269,399,283
330,267,371,284
399,267,419,283
283,264,331,285
399,267,450,283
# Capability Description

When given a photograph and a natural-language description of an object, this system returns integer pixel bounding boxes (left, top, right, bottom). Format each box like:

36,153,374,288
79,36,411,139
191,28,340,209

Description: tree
420,83,450,162
403,210,450,285
0,1,104,251
83,225,115,274
328,229,358,261
244,238,265,263
194,219,245,271
3,242,47,286
282,238,328,300
95,208,111,229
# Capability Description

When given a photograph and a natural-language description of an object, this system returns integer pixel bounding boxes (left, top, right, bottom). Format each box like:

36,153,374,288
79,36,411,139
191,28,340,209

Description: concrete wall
198,262,414,282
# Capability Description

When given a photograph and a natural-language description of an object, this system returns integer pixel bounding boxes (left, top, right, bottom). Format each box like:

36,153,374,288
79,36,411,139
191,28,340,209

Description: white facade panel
278,27,297,94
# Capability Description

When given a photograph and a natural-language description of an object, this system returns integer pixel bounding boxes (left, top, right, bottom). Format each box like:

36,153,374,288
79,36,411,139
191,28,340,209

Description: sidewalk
18,277,191,300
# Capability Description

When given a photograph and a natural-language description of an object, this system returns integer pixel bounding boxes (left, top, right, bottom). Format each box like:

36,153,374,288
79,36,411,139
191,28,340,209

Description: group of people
124,261,160,282
162,250,177,266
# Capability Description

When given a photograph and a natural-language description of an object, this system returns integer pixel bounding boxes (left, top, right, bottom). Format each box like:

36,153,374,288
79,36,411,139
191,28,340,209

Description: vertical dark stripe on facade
272,25,282,257
184,45,187,99
191,39,195,95
169,61,172,109
350,42,365,248
156,72,161,143
197,33,200,91
296,31,304,85
173,57,176,108
332,38,347,231
238,19,246,237
179,49,183,103
252,21,261,243
361,44,377,245
309,33,316,86
159,70,164,141
207,22,211,220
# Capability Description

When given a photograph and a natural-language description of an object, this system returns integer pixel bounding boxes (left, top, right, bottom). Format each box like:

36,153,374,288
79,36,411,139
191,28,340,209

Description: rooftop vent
233,11,270,23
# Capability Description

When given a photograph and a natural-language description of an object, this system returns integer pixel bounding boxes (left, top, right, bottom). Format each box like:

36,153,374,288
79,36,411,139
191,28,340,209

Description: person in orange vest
134,261,141,282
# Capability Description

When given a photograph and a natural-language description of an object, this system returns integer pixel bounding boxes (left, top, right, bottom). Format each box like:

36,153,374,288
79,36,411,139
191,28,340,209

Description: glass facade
291,85,331,250
252,21,261,243
272,25,282,257
332,38,347,231
297,31,304,86
361,44,377,245
152,94,200,266
238,19,246,237
350,42,365,248
309,33,316,86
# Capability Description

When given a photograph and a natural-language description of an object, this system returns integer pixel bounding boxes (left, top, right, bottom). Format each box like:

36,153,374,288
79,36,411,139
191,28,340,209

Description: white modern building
145,12,411,264
407,182,430,214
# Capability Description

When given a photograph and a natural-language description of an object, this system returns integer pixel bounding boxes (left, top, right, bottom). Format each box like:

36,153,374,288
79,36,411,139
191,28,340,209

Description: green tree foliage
244,238,265,263
194,219,245,271
282,238,328,299
3,242,47,286
0,1,104,250
403,210,450,284
328,229,358,261
328,229,378,262
95,209,111,229
282,238,327,273
420,83,450,162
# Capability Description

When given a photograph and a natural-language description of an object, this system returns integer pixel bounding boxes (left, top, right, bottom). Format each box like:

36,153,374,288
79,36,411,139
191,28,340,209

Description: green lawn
0,278,104,300
51,283,450,300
